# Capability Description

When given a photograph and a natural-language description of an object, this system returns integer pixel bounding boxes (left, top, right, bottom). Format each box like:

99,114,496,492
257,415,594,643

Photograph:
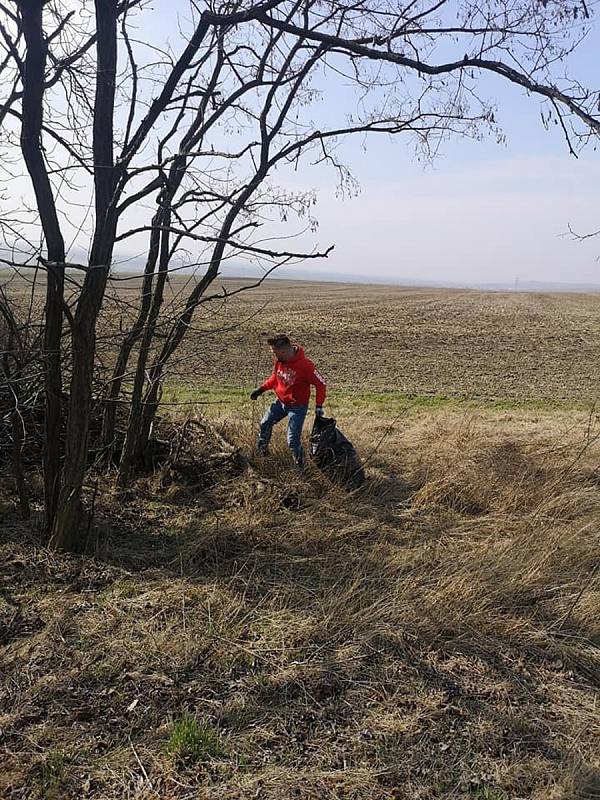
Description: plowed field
150,280,600,401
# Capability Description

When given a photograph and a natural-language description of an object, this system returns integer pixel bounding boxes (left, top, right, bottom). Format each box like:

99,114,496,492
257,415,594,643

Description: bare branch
258,11,600,135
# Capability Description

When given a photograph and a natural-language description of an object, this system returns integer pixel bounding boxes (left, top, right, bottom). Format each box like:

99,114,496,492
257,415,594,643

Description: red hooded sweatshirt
260,346,327,407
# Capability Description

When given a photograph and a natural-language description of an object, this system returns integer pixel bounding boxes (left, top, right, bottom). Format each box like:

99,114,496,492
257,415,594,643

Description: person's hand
250,388,263,401
315,405,324,417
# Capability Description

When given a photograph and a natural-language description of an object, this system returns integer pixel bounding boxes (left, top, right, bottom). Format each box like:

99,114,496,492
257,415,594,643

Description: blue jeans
257,400,308,466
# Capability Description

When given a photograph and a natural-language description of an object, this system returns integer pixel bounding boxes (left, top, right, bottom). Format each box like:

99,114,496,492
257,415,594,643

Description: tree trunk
110,35,224,481
116,217,171,487
50,0,118,551
50,306,101,551
43,266,64,533
133,168,266,457
133,263,221,459
101,221,161,454
19,0,66,535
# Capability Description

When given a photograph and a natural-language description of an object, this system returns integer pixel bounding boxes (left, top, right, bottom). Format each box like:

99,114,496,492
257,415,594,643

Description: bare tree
0,0,598,550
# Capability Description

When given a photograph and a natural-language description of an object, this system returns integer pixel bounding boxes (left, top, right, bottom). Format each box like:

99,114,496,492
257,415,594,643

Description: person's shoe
256,444,268,456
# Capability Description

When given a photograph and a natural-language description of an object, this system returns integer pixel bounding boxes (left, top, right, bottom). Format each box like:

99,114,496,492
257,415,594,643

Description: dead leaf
127,697,139,712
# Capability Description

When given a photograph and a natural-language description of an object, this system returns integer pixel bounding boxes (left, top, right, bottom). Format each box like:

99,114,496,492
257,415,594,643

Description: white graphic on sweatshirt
277,367,297,386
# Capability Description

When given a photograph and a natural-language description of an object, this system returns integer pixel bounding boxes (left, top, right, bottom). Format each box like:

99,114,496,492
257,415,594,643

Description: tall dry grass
1,408,600,798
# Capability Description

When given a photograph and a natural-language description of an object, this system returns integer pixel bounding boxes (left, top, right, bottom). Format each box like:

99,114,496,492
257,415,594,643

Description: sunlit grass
161,382,587,418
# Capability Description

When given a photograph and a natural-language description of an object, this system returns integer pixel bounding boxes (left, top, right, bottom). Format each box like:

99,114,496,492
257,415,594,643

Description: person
250,334,327,468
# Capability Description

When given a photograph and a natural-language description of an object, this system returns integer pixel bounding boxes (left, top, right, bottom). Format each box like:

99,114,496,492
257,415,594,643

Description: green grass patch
166,714,223,764
473,788,508,800
34,750,69,800
162,383,246,408
161,383,588,417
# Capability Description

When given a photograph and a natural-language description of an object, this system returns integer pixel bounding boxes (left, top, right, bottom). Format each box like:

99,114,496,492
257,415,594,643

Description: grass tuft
35,750,68,800
474,789,507,800
166,714,223,764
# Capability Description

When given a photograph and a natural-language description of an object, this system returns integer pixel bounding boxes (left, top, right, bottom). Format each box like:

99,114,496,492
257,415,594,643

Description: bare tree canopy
0,0,598,550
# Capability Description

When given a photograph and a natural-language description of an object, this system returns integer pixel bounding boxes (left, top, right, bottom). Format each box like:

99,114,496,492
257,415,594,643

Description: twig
128,738,156,795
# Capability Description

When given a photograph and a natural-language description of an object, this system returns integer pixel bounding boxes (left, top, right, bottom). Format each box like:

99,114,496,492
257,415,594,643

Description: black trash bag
309,415,365,489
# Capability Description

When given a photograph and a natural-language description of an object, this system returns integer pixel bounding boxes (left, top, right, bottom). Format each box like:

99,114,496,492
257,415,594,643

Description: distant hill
3,262,600,294
221,265,600,293
473,280,600,293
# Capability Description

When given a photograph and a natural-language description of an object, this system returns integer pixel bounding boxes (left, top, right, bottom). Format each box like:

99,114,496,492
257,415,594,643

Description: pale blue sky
70,2,600,284
284,18,600,284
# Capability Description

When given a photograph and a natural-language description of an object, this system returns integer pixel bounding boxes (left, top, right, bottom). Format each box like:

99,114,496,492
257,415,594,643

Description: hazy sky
12,3,600,286
233,6,599,286
142,3,600,285
288,26,600,285
297,153,600,285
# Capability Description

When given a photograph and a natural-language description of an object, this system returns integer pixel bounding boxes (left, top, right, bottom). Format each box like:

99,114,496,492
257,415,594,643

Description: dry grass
2,406,600,799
